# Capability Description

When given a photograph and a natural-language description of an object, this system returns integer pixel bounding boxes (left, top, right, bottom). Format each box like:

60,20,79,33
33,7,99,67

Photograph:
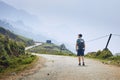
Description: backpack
77,39,85,49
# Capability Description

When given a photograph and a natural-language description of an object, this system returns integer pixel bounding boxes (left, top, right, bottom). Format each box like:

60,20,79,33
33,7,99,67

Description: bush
0,34,36,73
95,50,101,56
85,49,120,66
85,52,96,58
21,55,36,64
97,49,113,59
0,53,37,73
0,65,5,72
86,49,113,59
109,56,120,61
108,56,120,66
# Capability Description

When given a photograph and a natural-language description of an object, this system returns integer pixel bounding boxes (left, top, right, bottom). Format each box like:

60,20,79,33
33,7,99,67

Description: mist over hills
0,19,59,44
0,27,34,46
0,0,38,26
0,0,74,53
0,0,53,42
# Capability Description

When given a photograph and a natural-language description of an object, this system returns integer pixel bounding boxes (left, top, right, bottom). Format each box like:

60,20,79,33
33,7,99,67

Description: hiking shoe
83,62,85,66
78,63,81,66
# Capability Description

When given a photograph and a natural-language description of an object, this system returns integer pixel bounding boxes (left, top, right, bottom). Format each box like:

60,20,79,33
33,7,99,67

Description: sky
3,0,120,54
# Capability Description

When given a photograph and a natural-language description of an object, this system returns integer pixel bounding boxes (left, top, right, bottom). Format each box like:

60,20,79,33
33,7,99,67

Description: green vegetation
85,49,120,66
17,35,34,46
0,34,37,77
0,34,25,56
0,27,34,46
0,54,37,73
27,43,75,56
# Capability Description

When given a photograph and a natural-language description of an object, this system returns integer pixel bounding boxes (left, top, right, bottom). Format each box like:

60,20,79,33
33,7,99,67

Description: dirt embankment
0,55,46,80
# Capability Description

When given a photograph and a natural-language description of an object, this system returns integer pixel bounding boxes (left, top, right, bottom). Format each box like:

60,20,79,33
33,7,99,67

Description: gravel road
20,54,120,80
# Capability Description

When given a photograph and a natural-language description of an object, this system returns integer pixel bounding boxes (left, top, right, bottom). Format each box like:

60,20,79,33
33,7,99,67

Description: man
76,34,85,66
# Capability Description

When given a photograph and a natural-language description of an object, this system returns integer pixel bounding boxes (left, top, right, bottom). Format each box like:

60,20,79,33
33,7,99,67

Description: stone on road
21,54,120,80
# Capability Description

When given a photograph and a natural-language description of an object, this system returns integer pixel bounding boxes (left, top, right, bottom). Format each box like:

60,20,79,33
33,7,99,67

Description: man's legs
81,56,85,66
81,56,84,62
77,49,85,66
78,56,81,65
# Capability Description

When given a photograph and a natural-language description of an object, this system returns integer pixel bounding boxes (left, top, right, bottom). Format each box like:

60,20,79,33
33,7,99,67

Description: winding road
25,43,42,50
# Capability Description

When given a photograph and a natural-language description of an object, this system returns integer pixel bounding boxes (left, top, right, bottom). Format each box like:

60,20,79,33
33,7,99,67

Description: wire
113,34,120,37
86,35,109,42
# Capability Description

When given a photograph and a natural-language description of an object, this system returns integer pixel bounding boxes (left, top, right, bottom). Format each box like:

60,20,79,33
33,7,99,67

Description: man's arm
76,40,78,51
83,41,85,50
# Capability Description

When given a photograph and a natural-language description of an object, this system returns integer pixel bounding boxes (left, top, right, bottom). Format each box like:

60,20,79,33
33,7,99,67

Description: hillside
0,27,34,46
0,19,14,31
27,43,75,56
0,33,25,56
0,33,37,74
0,19,50,42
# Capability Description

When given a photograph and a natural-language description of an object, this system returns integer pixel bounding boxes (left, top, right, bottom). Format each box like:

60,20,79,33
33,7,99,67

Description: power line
113,34,120,37
86,35,109,42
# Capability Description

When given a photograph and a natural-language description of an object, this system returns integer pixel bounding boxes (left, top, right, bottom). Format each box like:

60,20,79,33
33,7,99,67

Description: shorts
77,49,84,56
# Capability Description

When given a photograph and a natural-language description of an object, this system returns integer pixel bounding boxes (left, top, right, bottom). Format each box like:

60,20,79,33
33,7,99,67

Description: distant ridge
0,26,34,46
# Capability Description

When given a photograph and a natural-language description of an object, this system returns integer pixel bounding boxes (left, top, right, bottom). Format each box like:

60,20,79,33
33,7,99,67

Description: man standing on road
76,34,85,66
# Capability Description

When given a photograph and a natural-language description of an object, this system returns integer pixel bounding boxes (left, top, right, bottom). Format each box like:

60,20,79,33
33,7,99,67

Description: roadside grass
86,56,120,67
85,49,120,66
0,53,38,78
0,32,38,79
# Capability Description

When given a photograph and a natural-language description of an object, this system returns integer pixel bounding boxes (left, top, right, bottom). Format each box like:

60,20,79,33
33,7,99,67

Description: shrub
98,49,113,59
21,55,36,64
85,52,96,58
0,65,5,72
95,50,101,56
85,49,120,66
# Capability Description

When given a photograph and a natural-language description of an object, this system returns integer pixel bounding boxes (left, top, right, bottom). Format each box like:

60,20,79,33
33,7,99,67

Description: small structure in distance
46,40,52,44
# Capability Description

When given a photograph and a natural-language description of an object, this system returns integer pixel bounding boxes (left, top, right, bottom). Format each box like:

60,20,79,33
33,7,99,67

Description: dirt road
25,43,42,50
20,54,120,80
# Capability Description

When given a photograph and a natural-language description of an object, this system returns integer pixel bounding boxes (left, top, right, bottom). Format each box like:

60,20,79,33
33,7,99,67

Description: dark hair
78,34,82,37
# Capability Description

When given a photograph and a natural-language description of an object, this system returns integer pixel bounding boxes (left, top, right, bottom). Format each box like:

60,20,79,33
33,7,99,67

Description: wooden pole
105,34,112,50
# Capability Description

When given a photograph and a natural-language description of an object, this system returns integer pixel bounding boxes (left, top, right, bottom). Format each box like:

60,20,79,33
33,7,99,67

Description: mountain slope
0,33,37,74
0,19,50,42
0,19,14,31
0,27,34,46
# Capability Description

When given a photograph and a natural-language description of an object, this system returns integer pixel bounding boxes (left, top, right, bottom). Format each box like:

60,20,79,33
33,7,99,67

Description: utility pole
105,34,112,50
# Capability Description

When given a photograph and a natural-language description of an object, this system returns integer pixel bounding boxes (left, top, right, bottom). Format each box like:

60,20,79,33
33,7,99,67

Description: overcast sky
3,0,120,54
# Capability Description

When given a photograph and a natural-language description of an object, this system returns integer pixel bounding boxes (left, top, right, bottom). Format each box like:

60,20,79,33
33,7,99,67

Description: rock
47,73,49,76
11,72,16,76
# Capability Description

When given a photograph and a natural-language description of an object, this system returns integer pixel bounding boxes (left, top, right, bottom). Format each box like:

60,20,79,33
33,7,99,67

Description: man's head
78,34,82,38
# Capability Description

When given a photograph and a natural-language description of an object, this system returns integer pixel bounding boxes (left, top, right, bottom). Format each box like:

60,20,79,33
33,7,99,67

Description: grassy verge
85,49,120,66
86,56,120,67
102,56,120,66
0,53,38,78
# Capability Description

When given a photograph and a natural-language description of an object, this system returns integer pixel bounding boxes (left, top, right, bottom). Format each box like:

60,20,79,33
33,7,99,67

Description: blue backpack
77,39,85,49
